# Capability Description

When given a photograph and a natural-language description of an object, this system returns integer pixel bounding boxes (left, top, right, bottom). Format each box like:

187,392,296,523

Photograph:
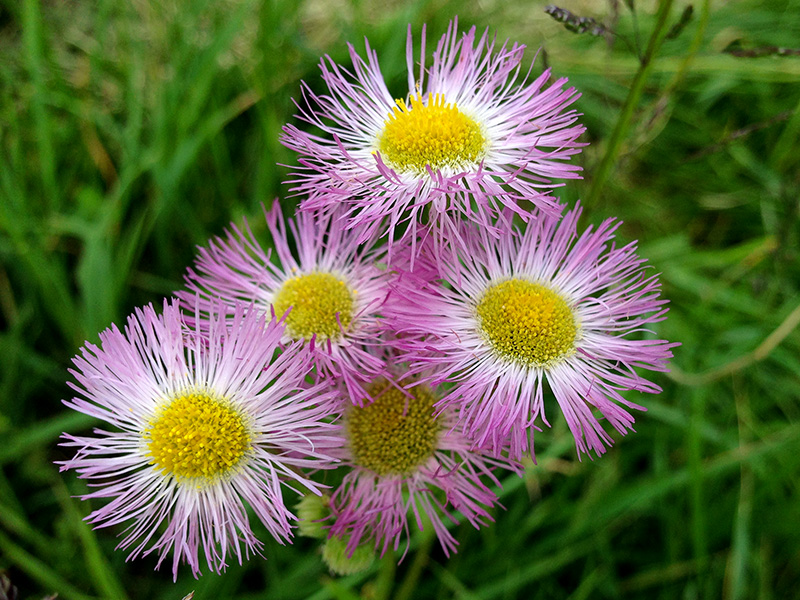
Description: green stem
22,0,59,208
0,411,95,466
53,476,131,600
0,528,97,600
586,0,675,207
669,300,800,386
393,526,436,600
634,0,710,143
668,0,710,92
373,552,396,600
769,94,800,172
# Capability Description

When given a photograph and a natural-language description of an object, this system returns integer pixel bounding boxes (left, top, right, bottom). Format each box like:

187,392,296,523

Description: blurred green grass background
1,0,799,598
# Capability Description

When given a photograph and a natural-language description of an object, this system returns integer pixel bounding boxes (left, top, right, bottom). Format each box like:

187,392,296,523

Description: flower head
386,206,677,459
328,376,517,558
180,201,392,404
59,299,341,578
282,19,585,258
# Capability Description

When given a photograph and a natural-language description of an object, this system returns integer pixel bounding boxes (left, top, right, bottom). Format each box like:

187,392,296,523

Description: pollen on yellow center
348,381,440,477
378,93,487,176
476,278,578,367
145,392,250,481
272,271,354,341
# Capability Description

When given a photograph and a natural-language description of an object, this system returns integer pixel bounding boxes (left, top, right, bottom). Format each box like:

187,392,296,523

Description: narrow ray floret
326,375,518,558
385,205,678,459
282,18,586,255
58,299,341,579
179,201,392,404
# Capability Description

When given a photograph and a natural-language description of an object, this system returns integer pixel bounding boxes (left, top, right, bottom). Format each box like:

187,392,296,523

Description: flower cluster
59,19,675,580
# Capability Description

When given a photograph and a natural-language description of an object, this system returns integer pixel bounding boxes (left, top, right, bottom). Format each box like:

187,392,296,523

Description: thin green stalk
0,502,53,558
619,558,705,593
632,0,710,146
373,552,397,600
669,300,800,386
628,0,643,61
393,526,436,600
0,528,97,600
688,387,709,570
53,477,130,600
0,411,95,466
0,169,82,344
670,0,710,90
430,563,482,600
586,0,675,207
565,567,603,600
22,0,59,208
725,385,754,600
320,578,362,600
475,540,597,599
554,422,800,548
769,94,800,173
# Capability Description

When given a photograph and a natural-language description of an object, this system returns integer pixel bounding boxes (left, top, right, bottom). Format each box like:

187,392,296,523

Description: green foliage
1,0,799,598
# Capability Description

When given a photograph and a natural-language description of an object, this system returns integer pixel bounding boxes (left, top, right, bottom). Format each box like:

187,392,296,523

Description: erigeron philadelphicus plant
58,18,675,580
281,17,586,263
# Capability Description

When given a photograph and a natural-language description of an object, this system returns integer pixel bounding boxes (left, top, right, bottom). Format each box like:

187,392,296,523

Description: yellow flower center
378,93,487,176
272,271,354,341
348,381,440,477
145,392,250,481
476,278,577,367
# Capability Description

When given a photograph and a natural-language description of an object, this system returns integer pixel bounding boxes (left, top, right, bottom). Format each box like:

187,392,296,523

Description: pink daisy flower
59,299,341,579
386,206,677,459
180,201,392,404
327,376,518,558
282,18,586,256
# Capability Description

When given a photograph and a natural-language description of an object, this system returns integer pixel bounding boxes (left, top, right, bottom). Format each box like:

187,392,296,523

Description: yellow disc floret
348,381,440,477
476,278,577,367
272,271,354,341
378,93,487,176
145,392,250,481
